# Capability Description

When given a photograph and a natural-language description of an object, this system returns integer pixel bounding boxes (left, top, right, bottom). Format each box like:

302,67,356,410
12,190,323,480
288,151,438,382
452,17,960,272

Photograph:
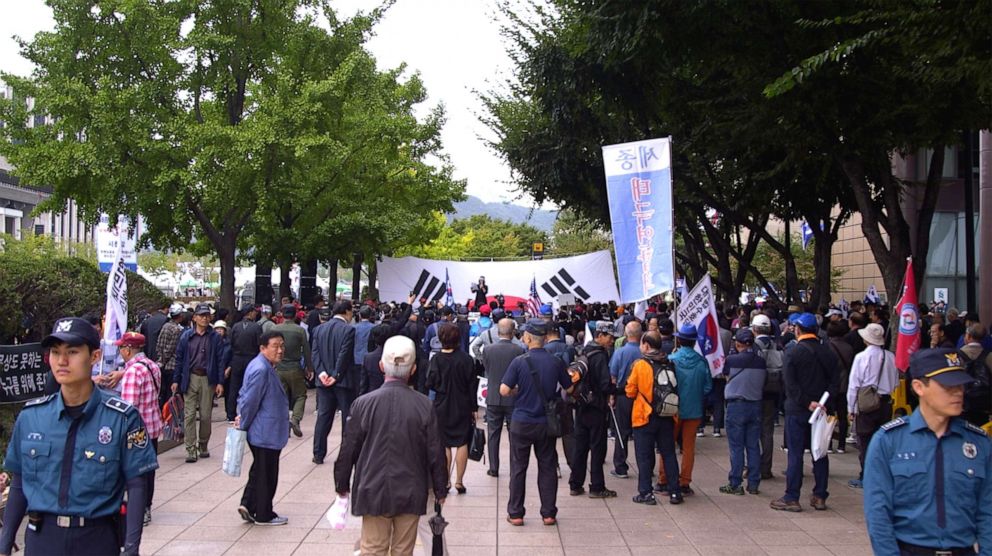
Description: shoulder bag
523,355,565,438
856,353,884,413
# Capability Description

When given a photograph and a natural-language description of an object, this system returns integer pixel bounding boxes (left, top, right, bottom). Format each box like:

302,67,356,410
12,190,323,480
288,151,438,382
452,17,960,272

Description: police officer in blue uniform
864,348,991,555
0,318,159,556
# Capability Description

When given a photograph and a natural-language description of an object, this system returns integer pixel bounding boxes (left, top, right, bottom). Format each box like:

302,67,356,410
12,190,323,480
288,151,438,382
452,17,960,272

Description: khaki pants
184,374,214,454
277,368,307,424
360,514,419,556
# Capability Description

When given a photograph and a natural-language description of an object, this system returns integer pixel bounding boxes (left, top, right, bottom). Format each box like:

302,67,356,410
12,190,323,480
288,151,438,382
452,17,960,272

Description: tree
549,208,612,255
1,0,446,311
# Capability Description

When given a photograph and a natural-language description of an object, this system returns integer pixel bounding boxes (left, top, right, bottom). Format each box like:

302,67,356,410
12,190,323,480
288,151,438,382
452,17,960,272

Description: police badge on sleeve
127,427,148,450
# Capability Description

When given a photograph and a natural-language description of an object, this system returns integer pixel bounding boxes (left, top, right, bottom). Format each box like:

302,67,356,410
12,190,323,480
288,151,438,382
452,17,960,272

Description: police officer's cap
281,304,297,317
240,303,256,313
42,317,101,350
521,319,548,337
491,308,506,320
194,303,212,316
909,348,975,387
735,328,755,344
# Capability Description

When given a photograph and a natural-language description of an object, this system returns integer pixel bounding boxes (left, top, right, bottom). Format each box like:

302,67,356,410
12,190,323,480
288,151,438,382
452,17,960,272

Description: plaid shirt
156,321,182,371
120,353,164,440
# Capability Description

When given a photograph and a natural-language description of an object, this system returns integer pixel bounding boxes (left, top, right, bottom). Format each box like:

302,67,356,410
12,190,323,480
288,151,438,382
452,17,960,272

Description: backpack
566,353,593,406
960,349,991,414
642,358,679,417
755,336,784,394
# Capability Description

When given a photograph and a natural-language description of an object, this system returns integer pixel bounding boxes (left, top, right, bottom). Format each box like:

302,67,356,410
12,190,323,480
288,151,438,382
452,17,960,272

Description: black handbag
468,425,485,461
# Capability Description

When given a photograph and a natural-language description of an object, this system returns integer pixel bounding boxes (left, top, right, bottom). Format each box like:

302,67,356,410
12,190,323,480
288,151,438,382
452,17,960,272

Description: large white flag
101,231,128,373
675,275,726,377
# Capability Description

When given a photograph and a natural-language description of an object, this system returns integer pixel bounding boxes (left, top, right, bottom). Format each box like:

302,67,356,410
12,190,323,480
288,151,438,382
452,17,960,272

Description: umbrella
428,501,448,556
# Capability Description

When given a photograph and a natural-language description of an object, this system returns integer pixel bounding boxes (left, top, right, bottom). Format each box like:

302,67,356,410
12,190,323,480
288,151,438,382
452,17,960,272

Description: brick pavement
135,391,872,555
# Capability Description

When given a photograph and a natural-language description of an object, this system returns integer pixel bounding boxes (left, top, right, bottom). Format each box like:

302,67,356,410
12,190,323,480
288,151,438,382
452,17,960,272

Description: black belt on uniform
898,541,976,556
726,398,759,403
191,368,208,376
34,513,116,529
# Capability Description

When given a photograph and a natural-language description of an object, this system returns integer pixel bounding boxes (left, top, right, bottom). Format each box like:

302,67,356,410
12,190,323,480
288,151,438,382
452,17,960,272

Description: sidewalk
141,391,872,555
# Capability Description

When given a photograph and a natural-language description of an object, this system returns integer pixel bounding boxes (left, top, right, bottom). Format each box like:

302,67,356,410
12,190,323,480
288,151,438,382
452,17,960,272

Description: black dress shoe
486,470,499,477
312,457,324,464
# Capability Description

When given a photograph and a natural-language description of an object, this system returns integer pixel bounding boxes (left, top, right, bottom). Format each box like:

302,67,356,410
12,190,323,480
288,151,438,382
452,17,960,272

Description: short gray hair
497,318,516,338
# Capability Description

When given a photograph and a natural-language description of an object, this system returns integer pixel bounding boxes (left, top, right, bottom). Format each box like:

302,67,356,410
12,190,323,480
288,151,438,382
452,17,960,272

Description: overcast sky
0,0,541,207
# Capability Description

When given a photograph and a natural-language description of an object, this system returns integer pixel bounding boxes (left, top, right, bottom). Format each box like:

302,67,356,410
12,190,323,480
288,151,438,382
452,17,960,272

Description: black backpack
641,357,679,417
566,353,593,406
960,349,991,414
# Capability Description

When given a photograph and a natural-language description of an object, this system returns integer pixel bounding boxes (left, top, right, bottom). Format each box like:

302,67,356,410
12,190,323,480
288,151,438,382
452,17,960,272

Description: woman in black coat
425,323,477,493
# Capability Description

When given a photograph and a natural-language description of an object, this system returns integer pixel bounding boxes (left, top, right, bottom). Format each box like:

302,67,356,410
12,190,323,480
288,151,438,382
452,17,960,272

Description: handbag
222,427,248,477
524,355,564,438
856,353,884,414
468,425,485,462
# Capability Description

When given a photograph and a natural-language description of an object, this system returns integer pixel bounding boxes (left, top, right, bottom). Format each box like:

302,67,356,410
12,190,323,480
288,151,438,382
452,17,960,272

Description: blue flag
801,221,814,251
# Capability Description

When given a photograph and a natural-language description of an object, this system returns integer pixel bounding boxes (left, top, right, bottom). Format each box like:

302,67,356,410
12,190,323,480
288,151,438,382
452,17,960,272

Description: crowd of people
0,286,989,555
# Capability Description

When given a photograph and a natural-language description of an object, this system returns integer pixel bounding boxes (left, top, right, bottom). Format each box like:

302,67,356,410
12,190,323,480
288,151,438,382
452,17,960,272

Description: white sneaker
255,516,288,526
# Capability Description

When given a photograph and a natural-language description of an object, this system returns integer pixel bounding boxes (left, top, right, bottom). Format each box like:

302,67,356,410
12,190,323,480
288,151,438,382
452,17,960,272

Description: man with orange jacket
625,331,683,505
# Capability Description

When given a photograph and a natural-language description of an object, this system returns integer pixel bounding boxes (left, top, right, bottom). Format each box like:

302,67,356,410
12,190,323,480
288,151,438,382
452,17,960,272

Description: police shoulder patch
126,427,148,450
105,397,133,413
965,422,988,437
25,394,56,407
880,418,907,432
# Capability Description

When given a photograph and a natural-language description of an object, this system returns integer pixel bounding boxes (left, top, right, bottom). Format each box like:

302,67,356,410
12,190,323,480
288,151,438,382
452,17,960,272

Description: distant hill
449,196,558,232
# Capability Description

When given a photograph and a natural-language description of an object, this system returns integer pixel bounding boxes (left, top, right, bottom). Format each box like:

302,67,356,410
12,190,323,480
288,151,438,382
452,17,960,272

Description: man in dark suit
139,301,170,362
311,300,356,464
481,318,524,477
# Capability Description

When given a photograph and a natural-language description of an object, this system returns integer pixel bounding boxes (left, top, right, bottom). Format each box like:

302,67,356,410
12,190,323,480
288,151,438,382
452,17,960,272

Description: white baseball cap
382,336,416,368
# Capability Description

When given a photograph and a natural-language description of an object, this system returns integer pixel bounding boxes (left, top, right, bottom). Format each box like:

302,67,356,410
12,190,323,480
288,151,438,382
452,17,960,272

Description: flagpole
669,137,678,324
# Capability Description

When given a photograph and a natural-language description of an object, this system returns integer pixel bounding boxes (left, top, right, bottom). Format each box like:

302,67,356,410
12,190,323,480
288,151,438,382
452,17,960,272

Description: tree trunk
327,259,339,299
351,253,364,303
298,259,319,307
254,258,274,307
217,236,237,312
783,221,800,304
367,258,379,301
810,237,833,310
279,261,292,302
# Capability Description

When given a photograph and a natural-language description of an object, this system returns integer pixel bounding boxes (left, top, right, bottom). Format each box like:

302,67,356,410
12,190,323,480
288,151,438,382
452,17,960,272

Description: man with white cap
846,322,899,489
334,336,447,555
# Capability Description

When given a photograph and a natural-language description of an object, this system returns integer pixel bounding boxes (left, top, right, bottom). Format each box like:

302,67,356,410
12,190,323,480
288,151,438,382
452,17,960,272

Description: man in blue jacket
236,331,290,526
171,303,225,463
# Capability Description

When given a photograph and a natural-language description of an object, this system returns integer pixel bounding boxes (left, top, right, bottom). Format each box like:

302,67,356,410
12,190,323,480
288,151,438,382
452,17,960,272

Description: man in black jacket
771,313,840,513
139,301,170,362
311,301,356,464
568,321,618,498
227,303,261,422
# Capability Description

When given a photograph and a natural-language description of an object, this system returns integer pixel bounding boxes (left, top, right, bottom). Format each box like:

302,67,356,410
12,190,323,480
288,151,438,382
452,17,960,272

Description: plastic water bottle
326,495,349,530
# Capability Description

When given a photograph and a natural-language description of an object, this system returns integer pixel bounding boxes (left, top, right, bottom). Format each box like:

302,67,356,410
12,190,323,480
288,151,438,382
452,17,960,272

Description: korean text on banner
101,235,128,374
0,343,59,403
95,214,138,272
602,138,675,303
675,275,726,377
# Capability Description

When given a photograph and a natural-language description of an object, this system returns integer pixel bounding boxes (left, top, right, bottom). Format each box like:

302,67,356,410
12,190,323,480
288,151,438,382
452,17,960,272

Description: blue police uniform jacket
237,353,290,451
863,410,992,553
173,327,225,393
4,388,159,518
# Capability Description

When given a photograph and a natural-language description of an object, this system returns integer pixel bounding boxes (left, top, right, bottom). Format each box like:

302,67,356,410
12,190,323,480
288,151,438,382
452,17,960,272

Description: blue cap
539,304,553,316
734,328,755,344
787,313,802,324
795,312,818,330
521,318,548,336
909,348,974,387
675,323,698,341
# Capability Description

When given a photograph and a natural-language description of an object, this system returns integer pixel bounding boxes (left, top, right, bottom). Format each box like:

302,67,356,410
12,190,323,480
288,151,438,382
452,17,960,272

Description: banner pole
668,137,678,321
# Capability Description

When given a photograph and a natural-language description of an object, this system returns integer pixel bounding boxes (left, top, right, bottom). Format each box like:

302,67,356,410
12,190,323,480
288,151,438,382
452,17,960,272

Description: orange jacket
625,359,655,428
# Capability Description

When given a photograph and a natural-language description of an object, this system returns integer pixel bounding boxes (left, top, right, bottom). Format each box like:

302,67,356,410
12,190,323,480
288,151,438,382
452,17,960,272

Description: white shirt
847,345,899,414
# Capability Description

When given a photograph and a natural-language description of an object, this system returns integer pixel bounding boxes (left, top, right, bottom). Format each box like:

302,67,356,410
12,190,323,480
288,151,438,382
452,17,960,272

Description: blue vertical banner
602,137,675,303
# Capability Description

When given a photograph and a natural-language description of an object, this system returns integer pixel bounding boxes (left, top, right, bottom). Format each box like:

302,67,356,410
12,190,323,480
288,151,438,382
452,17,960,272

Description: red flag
894,258,920,371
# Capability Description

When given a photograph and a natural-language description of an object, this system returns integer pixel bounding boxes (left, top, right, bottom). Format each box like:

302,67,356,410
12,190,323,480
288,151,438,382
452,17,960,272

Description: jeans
784,412,829,502
633,415,680,496
726,400,762,489
507,421,559,519
760,395,777,476
486,404,513,473
711,377,726,430
313,385,354,460
612,397,633,474
568,406,608,492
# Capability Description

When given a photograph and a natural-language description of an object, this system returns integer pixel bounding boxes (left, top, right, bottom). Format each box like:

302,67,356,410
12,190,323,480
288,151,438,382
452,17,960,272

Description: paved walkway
135,391,871,555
